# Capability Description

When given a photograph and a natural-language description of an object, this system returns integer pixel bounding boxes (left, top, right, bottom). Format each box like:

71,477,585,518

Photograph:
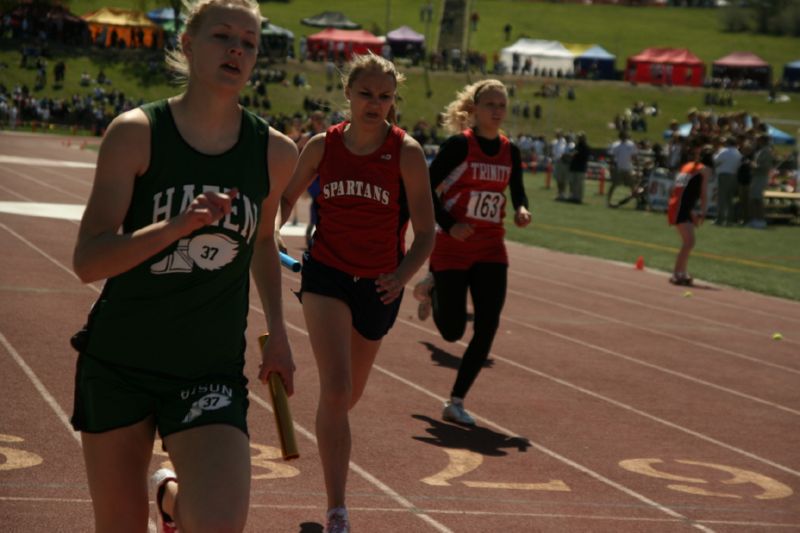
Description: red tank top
430,129,512,270
311,121,407,277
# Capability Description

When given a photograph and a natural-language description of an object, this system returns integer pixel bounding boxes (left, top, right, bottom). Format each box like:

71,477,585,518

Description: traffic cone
634,256,644,270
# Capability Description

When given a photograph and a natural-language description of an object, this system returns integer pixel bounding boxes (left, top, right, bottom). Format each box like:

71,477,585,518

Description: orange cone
635,256,644,270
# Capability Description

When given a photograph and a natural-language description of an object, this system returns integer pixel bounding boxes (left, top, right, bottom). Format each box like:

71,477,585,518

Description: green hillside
64,0,800,71
7,0,797,147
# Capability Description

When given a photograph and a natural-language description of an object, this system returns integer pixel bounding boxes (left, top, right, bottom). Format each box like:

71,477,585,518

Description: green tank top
86,100,270,378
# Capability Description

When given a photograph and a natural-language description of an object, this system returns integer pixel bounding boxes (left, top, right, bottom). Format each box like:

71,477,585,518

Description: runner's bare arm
280,132,325,226
252,128,298,395
73,110,236,282
377,136,435,303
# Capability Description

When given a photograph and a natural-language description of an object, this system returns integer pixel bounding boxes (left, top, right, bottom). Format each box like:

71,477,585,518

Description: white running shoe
150,468,178,533
324,507,350,533
442,401,476,426
413,273,434,321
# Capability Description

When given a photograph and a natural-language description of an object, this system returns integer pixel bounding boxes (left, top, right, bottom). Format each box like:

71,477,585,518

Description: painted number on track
422,448,569,491
153,440,300,480
0,434,43,471
619,458,793,500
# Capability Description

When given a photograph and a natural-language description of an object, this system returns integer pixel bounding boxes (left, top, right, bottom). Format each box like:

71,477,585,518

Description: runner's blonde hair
441,79,507,135
165,0,262,83
341,52,406,124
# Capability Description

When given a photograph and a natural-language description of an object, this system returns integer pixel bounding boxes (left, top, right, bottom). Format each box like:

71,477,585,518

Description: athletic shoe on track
324,507,350,533
669,274,693,286
413,274,434,321
442,401,476,426
150,468,179,533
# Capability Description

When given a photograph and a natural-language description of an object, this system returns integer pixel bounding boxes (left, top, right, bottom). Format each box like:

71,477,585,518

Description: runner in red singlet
280,53,435,533
414,79,531,426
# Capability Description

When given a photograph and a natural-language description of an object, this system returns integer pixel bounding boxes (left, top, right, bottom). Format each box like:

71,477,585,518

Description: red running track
1,132,799,532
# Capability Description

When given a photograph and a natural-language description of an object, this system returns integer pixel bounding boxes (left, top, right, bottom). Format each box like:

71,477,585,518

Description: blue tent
575,45,616,80
783,59,800,85
147,7,181,23
146,7,186,32
663,121,796,145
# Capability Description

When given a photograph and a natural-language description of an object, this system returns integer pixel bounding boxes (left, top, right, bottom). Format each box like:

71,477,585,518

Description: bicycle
607,160,656,210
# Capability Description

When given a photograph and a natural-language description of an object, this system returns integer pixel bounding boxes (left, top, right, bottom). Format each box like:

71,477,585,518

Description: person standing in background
551,130,569,200
667,139,711,286
736,141,753,224
567,132,590,204
713,136,742,226
748,133,773,229
607,130,638,207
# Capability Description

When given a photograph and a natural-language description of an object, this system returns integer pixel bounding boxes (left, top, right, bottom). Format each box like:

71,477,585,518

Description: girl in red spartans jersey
414,79,532,426
667,137,711,286
281,53,435,533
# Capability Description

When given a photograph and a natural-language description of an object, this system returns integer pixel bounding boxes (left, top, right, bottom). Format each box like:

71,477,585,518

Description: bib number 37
467,191,504,223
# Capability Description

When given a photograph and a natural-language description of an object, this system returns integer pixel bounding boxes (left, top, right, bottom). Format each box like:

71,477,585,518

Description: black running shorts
299,253,402,341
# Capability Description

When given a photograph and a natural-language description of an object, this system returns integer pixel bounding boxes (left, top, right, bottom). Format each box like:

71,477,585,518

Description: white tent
500,39,574,75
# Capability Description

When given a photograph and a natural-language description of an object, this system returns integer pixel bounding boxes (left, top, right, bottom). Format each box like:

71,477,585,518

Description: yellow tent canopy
562,43,595,56
83,7,164,49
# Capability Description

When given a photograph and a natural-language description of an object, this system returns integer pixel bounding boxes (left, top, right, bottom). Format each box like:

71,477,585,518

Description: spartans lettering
322,179,390,205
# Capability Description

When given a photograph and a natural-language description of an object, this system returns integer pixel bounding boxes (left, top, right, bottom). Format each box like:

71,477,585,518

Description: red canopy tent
306,28,383,61
712,52,771,89
625,48,705,87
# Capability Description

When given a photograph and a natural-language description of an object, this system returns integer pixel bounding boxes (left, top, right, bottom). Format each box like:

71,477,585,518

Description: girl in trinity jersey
70,1,297,531
280,53,435,533
414,79,531,426
667,137,711,286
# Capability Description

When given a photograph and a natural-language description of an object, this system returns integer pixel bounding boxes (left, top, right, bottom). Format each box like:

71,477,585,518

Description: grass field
63,0,800,71
510,172,800,301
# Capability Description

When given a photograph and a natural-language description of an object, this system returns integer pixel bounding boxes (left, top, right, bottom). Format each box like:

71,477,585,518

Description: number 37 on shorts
467,191,505,223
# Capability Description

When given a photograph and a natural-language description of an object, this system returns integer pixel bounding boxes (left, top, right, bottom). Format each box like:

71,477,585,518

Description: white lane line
0,224,451,533
394,315,800,480
247,315,454,533
0,202,309,236
37,164,94,187
0,154,96,168
1,165,89,201
0,332,79,444
510,255,800,344
0,225,772,532
507,241,800,324
266,281,716,533
0,182,37,202
5,497,796,529
1,222,84,282
0,201,85,221
505,287,800,405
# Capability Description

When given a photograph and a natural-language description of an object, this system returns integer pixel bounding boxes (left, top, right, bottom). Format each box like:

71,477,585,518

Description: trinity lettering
469,162,511,183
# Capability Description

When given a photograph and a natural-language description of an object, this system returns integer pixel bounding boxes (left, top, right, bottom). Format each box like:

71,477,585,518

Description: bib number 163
467,191,504,223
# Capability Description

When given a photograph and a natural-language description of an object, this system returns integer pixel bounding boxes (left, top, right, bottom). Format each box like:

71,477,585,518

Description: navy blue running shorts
299,253,402,341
